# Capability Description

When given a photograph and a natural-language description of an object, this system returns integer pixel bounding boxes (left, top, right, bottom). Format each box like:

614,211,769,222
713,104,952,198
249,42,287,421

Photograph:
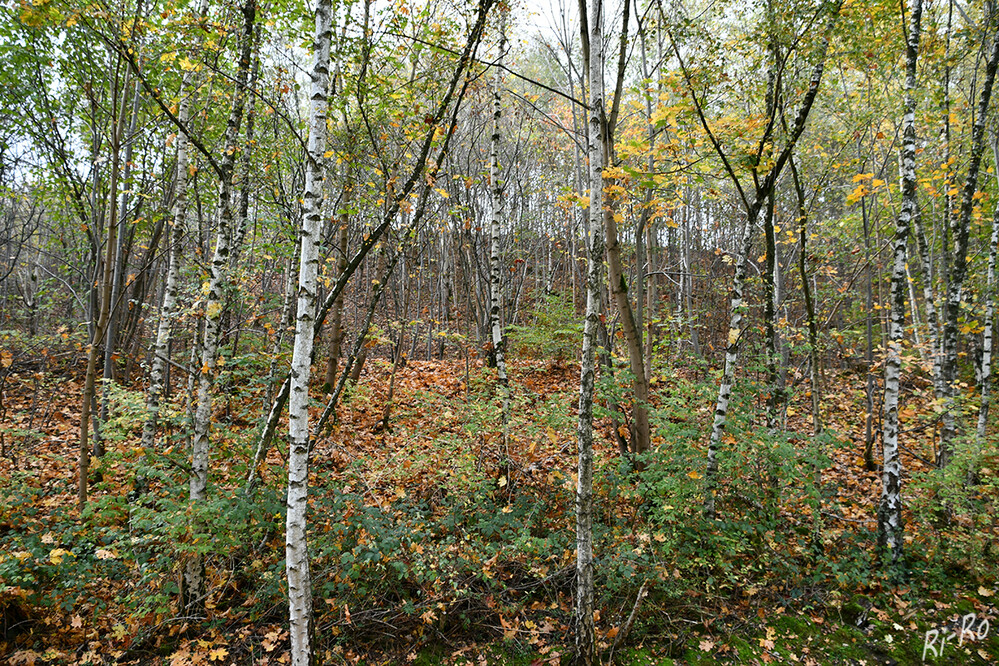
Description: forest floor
1,341,998,665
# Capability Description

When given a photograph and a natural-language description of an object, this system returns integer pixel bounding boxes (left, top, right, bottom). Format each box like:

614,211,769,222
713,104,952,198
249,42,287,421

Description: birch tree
878,0,922,571
974,136,999,474
285,0,332,660
671,0,842,518
939,14,999,466
184,0,256,610
140,0,209,453
488,9,511,443
575,0,602,660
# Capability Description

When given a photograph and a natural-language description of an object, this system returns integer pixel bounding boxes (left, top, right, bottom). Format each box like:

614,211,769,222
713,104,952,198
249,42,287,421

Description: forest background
1,0,998,663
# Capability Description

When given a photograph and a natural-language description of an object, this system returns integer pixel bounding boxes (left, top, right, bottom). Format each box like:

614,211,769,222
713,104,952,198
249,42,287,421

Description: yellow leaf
2,350,12,368
323,150,335,159
497,476,507,487
687,470,702,480
435,187,449,198
49,548,74,565
727,327,740,346
208,647,228,661
979,586,994,597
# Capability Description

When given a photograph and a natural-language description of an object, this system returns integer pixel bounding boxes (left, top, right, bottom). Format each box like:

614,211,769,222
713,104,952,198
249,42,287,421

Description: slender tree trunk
285,0,331,660
763,190,783,429
790,157,821,433
878,0,922,572
598,0,649,457
488,10,511,446
184,0,256,610
323,190,350,393
939,16,999,466
381,252,413,432
141,12,206,451
861,163,878,470
974,136,999,475
705,210,756,518
99,74,142,458
79,66,129,510
575,0,601,661
912,204,942,397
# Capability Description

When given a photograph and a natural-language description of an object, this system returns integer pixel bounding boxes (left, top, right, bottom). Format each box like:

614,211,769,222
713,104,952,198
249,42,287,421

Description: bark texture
574,0,602,661
488,11,511,444
285,0,332,661
878,0,921,571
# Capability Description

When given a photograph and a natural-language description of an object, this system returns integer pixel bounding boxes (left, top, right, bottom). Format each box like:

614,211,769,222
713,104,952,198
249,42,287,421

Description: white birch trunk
286,0,331,661
185,0,256,608
141,53,201,451
704,212,755,518
489,11,510,443
575,1,602,662
143,0,210,454
879,0,921,570
976,135,999,445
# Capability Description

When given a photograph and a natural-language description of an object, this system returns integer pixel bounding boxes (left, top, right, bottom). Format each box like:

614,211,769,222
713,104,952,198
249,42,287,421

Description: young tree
671,0,842,517
939,13,999,466
878,0,922,572
140,0,210,453
489,9,511,444
185,0,257,609
285,0,332,660
575,0,603,660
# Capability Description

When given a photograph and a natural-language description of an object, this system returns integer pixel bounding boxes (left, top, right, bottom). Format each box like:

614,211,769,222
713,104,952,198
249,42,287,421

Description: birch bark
878,0,921,570
488,10,511,444
975,136,999,458
285,0,332,661
575,0,601,661
184,0,256,610
141,0,210,452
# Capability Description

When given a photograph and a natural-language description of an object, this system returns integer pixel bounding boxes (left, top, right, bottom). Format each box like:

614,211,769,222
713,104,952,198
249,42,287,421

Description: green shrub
506,291,581,361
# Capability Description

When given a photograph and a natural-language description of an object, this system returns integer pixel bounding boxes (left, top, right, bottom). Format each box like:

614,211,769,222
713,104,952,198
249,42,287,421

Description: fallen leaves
208,647,228,662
